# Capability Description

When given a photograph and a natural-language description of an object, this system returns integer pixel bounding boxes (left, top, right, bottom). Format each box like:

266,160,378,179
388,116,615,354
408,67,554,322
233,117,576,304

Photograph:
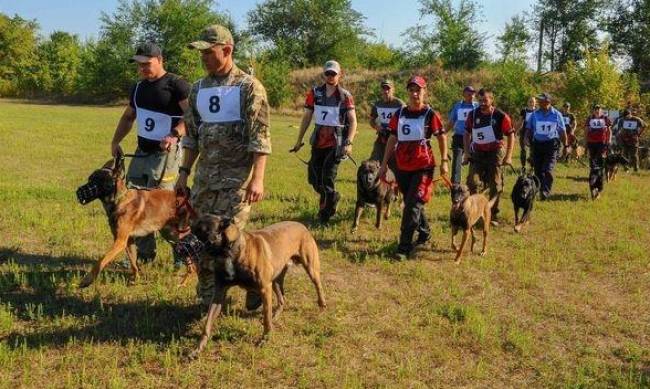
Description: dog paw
479,251,487,257
78,275,94,289
514,225,522,233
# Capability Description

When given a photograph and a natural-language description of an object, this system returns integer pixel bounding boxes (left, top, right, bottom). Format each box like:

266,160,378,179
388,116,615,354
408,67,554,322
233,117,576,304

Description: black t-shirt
128,72,190,152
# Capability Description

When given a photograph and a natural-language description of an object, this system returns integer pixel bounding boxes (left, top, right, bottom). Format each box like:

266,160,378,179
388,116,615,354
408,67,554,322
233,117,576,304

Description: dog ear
112,155,125,177
222,222,240,243
101,159,115,170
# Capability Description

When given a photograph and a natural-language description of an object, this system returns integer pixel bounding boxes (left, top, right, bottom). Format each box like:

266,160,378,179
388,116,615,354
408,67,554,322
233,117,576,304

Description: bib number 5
144,118,155,132
209,95,220,113
476,131,485,141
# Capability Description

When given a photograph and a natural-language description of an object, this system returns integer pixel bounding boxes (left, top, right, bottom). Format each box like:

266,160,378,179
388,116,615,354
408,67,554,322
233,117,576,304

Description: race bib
397,115,427,142
622,120,638,130
563,115,572,125
457,108,473,123
472,124,497,144
535,121,558,137
136,107,173,141
589,118,606,129
196,86,241,123
376,107,399,125
314,105,341,127
525,111,533,122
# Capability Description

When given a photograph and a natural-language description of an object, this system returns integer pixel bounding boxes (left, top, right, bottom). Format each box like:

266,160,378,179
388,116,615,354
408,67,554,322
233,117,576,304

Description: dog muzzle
76,182,102,205
174,233,205,259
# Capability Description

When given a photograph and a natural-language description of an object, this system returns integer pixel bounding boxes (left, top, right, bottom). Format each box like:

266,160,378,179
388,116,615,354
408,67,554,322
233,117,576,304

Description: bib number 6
209,95,221,113
401,124,411,135
144,117,155,132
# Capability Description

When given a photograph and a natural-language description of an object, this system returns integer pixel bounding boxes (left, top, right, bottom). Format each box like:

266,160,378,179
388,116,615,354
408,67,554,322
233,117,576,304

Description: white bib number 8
209,96,220,113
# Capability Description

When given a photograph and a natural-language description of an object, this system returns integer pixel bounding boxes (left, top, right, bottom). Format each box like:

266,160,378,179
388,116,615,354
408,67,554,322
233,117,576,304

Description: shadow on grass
0,248,94,268
546,193,588,202
1,289,204,349
565,175,589,182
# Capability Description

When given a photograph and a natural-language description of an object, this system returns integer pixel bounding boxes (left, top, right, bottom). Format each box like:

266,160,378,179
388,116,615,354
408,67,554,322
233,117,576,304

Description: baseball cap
563,102,571,108
129,42,162,63
407,76,426,88
380,79,393,87
593,103,602,109
463,85,476,93
323,60,341,75
188,24,234,50
537,92,552,102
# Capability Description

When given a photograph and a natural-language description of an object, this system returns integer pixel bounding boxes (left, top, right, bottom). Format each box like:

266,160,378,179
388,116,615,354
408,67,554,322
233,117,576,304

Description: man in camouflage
617,109,646,172
176,25,271,308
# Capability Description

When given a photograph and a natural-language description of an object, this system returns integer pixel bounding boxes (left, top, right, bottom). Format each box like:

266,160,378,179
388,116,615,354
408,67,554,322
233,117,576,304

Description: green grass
1,98,650,387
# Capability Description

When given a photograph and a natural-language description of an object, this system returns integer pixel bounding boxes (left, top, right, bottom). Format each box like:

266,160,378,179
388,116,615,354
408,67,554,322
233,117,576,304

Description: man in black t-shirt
110,42,191,265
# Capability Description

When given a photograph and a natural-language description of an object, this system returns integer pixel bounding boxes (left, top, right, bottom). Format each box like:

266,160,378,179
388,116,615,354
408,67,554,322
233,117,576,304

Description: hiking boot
330,192,341,216
415,233,431,247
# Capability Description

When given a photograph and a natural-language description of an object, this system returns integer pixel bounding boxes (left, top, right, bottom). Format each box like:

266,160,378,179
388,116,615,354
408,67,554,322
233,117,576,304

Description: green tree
531,0,603,71
606,0,650,85
31,31,84,96
247,0,370,67
497,15,531,63
404,0,485,70
563,47,627,116
82,0,235,99
0,13,39,96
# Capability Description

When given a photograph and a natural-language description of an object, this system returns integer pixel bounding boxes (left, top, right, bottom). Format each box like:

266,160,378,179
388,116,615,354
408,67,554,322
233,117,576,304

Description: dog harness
133,82,183,141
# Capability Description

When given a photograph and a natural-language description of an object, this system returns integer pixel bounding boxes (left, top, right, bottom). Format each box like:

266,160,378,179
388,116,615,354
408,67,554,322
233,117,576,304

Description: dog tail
487,196,499,209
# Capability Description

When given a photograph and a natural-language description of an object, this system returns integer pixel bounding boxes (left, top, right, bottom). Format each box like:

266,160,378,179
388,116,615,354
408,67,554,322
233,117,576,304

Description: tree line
0,0,648,111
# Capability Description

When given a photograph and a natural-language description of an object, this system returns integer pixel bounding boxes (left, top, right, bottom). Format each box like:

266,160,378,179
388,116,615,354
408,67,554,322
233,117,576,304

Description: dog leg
256,282,274,346
351,202,363,233
480,213,490,256
384,198,391,219
80,231,130,288
178,258,197,288
272,280,285,320
513,207,520,233
190,287,226,359
375,201,382,229
301,239,327,309
470,227,477,253
125,237,139,284
454,229,469,264
451,226,458,251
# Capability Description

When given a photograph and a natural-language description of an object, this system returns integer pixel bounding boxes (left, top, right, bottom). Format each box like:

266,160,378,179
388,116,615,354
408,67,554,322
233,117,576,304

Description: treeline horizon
0,0,648,117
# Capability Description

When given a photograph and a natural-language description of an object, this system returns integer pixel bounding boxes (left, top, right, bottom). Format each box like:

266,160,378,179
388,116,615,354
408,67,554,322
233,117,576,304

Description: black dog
605,153,630,182
351,160,397,233
511,171,540,233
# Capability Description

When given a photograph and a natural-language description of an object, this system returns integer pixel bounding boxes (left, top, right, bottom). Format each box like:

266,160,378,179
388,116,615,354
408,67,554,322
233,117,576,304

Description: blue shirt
527,107,566,142
448,100,479,135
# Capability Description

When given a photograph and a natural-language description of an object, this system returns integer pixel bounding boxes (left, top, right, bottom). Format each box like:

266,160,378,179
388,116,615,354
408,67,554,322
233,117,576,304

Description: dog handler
379,76,448,260
178,25,272,307
585,104,612,199
369,79,404,165
109,42,190,266
292,60,358,224
525,92,567,200
518,96,537,170
448,85,478,184
462,88,514,226
617,109,646,172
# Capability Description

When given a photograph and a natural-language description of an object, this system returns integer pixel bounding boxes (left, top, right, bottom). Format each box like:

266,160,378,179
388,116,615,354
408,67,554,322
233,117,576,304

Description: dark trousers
451,134,465,184
308,147,340,218
395,169,433,253
532,139,560,197
588,143,607,192
518,129,529,169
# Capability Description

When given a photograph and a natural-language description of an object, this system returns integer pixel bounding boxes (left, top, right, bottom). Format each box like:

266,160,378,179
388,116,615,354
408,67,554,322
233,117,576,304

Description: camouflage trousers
467,148,504,218
621,143,639,171
125,145,182,263
192,184,250,306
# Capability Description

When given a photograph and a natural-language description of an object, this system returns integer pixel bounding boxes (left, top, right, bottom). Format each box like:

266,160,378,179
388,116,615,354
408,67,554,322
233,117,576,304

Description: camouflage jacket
183,65,271,190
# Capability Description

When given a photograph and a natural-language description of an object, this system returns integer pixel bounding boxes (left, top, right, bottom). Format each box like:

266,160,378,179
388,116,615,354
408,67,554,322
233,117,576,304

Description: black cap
129,42,162,63
463,85,476,93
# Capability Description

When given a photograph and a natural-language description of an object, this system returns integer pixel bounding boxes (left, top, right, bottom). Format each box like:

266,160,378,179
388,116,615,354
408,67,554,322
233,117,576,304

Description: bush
254,57,293,108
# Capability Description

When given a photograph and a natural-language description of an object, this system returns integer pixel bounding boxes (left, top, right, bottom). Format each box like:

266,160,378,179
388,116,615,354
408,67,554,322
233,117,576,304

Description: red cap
407,76,426,88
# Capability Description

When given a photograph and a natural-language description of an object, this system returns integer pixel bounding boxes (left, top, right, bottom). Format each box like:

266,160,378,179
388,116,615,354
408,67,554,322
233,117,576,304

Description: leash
432,174,452,189
503,162,519,176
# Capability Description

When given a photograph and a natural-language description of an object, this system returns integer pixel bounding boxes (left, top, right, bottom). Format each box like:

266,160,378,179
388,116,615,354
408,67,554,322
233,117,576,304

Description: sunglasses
381,85,391,91
324,71,338,77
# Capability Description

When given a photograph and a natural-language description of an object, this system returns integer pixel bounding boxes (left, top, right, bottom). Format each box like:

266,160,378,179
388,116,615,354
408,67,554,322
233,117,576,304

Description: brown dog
190,215,326,358
449,184,497,264
76,157,195,288
352,160,397,233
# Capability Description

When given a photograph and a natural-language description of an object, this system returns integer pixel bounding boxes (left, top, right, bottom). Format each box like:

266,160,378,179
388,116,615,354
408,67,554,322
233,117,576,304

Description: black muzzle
174,233,205,259
76,182,103,204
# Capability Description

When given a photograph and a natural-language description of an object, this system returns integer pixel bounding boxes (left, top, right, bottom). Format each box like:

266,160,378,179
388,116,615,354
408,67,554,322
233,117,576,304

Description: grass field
1,98,649,388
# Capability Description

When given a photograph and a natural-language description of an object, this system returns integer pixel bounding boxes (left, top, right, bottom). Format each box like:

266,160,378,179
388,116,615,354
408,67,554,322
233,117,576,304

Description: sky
0,0,534,56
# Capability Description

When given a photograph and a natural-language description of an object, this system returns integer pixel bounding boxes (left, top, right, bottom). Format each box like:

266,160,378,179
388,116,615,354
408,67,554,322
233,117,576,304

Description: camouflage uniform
183,64,271,306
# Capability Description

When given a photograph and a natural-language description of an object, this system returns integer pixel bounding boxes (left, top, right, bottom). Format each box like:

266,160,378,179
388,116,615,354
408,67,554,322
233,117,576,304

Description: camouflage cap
188,24,234,50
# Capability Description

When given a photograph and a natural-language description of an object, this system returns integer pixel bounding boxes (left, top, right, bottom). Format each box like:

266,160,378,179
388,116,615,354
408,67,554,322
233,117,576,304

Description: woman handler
379,76,448,260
